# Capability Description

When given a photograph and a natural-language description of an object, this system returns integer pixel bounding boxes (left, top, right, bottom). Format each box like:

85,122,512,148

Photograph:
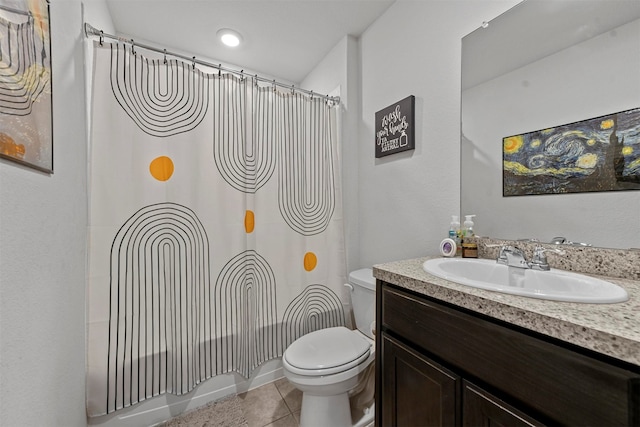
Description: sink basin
422,258,628,303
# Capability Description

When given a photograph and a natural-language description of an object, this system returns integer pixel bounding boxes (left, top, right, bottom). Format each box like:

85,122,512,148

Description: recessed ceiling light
217,28,242,47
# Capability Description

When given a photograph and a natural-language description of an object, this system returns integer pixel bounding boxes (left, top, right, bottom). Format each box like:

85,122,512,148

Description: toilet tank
348,268,376,339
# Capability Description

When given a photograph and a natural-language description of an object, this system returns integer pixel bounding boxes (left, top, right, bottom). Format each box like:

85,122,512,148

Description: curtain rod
84,23,340,104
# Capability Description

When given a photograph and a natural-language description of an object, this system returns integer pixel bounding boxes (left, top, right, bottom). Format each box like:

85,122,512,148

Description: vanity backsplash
470,237,640,281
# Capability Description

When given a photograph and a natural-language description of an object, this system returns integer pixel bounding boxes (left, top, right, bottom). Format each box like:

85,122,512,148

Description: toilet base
298,392,375,427
300,391,351,427
352,402,375,427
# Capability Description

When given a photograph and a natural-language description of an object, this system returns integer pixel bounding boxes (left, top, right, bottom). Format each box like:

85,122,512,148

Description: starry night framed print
503,107,640,196
0,0,53,173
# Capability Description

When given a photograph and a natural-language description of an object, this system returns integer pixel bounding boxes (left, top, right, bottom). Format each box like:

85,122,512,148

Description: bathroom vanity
373,255,640,426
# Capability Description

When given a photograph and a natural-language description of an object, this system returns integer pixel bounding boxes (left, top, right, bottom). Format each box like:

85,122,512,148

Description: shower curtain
86,41,347,416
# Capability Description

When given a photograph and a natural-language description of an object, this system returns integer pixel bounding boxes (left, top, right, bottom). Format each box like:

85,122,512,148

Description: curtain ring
192,56,196,70
131,39,135,55
99,30,104,46
240,70,244,82
291,85,295,95
163,49,167,64
309,90,314,100
272,80,276,92
218,64,222,76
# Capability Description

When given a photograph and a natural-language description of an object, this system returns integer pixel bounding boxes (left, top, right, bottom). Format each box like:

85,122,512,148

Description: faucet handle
532,246,548,265
496,245,512,264
531,249,549,271
531,245,565,270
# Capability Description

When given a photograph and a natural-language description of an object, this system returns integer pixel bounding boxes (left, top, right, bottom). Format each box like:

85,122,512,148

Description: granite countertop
373,256,640,367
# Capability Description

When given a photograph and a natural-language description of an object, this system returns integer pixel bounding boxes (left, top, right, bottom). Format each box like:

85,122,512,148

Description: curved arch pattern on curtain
106,203,211,413
281,284,345,349
0,10,49,116
88,42,345,417
278,94,336,235
109,43,210,137
212,75,277,193
212,250,278,377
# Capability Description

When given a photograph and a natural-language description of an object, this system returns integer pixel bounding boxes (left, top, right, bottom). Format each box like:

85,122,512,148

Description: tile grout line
273,380,299,426
273,381,292,413
260,381,293,427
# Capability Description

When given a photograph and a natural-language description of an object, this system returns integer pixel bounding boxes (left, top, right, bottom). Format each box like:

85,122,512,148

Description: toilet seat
283,327,371,376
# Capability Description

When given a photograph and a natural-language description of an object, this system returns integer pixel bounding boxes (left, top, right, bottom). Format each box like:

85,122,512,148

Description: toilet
282,268,376,427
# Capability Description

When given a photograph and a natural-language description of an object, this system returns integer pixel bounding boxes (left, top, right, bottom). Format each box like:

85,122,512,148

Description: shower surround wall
87,41,347,417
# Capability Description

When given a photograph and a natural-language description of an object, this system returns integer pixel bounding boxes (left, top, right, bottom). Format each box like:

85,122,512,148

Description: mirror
461,0,640,250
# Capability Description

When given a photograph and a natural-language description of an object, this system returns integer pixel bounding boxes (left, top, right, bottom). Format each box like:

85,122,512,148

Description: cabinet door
382,333,460,427
463,381,544,427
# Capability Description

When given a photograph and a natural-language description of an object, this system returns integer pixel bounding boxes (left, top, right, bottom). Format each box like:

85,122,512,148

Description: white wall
0,1,88,426
357,0,519,268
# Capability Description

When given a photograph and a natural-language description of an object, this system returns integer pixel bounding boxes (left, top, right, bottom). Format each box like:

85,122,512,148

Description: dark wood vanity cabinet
375,281,640,427
381,333,459,426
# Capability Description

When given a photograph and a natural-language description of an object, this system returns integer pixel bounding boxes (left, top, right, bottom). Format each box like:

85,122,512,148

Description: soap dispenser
463,215,476,238
461,215,478,258
449,215,462,256
449,215,460,241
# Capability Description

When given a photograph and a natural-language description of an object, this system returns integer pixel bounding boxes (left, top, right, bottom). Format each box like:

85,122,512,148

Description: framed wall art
0,0,53,173
503,107,640,196
375,95,415,158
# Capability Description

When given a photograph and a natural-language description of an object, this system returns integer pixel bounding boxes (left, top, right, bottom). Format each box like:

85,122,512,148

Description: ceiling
105,0,395,84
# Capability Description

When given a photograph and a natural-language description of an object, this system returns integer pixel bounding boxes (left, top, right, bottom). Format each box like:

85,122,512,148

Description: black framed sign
375,95,415,158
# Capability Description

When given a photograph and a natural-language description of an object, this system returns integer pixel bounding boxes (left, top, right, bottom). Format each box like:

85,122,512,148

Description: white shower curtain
86,42,346,416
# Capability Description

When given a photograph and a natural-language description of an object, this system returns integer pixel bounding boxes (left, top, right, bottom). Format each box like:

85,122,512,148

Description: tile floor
237,378,303,427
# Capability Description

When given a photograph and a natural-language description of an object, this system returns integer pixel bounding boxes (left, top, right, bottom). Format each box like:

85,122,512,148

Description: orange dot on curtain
149,156,174,181
303,252,317,272
245,210,255,233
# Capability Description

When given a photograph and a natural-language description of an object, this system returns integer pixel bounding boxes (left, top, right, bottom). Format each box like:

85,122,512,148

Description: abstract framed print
0,0,52,173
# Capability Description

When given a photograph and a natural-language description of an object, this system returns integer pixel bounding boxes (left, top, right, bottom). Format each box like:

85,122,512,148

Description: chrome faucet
496,246,530,268
497,245,565,270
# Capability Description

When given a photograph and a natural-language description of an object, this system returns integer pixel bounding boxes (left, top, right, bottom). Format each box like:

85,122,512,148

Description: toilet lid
283,327,371,376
